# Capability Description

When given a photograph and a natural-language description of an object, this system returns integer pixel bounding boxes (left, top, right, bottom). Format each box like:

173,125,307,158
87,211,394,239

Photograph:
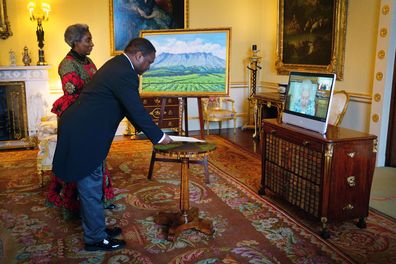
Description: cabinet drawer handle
347,176,356,187
347,152,356,158
343,204,354,211
150,108,166,118
303,140,310,146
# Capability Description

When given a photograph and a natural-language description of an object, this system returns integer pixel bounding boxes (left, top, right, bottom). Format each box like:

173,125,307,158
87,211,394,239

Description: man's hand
160,134,173,144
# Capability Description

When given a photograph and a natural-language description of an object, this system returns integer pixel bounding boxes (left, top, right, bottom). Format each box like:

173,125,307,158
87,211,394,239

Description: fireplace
0,66,51,149
0,81,29,142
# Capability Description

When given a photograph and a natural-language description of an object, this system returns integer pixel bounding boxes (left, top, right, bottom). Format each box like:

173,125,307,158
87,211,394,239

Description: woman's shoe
105,203,117,210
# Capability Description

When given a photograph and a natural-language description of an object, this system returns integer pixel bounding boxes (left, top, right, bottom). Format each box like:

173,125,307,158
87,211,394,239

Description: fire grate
0,81,34,149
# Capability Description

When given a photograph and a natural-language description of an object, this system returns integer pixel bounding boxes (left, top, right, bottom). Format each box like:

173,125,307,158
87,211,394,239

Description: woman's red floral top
51,50,97,116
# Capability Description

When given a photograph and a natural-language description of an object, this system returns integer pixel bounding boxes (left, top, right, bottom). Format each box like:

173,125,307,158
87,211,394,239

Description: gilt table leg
180,158,190,213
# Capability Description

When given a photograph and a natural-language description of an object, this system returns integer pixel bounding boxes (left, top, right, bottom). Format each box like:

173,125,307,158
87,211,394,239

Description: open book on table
169,135,205,143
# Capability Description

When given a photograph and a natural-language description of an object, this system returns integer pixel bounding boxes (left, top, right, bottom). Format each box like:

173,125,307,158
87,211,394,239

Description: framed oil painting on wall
0,0,12,39
140,28,231,97
110,0,188,55
275,0,347,80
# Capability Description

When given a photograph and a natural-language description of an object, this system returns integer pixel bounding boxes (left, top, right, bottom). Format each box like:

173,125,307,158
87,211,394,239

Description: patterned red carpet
207,135,396,263
0,135,395,263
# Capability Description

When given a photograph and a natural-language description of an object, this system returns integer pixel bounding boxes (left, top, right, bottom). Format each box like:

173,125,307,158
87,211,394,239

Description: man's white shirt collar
123,53,134,70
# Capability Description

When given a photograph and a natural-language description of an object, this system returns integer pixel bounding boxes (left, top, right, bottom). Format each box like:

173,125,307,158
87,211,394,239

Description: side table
253,92,284,139
150,141,216,241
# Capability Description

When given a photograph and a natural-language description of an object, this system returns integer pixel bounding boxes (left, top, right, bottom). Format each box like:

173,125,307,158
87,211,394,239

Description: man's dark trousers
77,164,107,244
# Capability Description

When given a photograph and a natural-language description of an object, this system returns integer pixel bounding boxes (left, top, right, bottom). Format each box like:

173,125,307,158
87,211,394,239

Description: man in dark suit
53,37,172,251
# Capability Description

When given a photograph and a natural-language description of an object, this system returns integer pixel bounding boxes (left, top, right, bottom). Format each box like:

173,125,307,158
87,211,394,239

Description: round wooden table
152,141,216,241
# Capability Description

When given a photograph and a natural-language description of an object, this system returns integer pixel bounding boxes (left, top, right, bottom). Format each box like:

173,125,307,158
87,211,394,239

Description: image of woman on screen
289,79,316,116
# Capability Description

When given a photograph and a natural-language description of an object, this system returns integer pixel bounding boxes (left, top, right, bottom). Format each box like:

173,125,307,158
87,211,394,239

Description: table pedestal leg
154,158,214,241
154,207,213,241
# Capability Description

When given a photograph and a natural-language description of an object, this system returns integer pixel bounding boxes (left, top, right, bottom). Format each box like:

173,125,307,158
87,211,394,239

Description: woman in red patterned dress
46,24,115,219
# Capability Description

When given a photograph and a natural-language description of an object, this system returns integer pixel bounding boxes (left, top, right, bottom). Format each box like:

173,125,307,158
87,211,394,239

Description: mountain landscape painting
140,28,230,96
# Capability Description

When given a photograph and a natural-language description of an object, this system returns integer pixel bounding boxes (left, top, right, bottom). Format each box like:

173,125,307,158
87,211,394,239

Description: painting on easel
140,28,231,97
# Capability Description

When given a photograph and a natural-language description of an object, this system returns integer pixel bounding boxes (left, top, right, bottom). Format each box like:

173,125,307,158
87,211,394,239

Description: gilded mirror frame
0,0,12,39
275,0,347,80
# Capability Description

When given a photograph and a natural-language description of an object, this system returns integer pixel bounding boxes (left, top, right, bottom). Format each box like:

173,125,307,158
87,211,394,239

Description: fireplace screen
0,81,28,142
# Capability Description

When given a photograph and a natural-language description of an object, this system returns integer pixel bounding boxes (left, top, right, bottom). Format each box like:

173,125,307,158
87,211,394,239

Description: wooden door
386,52,396,167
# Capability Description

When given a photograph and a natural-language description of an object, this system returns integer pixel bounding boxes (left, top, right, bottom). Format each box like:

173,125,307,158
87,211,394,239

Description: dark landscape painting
282,0,334,65
110,0,186,54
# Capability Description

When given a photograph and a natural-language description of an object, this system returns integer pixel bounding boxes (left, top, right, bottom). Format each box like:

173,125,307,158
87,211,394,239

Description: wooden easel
158,97,205,139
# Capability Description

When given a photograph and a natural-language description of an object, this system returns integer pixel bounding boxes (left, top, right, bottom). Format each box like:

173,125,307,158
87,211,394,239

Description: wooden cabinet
141,97,182,129
259,119,377,238
126,97,183,137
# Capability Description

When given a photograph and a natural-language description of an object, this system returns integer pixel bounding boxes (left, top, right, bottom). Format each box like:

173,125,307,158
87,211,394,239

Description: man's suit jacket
52,54,164,182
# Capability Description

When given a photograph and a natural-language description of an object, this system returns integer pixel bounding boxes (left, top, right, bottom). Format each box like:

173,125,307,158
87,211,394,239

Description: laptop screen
284,71,336,122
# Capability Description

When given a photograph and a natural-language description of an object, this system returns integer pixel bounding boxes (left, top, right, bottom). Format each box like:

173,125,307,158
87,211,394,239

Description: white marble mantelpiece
0,66,50,81
0,65,51,136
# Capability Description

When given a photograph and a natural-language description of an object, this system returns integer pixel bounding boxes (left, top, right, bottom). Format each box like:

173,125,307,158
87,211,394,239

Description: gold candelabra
27,1,51,66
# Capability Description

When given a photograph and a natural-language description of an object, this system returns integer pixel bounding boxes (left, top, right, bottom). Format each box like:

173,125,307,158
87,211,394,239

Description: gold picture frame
275,0,347,80
140,28,231,97
109,0,189,55
0,0,12,39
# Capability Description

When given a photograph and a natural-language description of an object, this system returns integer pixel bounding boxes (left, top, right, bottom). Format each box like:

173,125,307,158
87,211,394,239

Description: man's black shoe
105,227,122,237
85,238,126,251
